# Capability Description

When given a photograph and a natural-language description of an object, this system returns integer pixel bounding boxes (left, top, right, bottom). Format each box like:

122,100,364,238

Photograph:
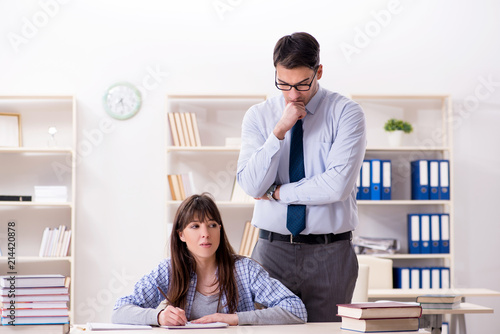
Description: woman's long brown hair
167,193,239,313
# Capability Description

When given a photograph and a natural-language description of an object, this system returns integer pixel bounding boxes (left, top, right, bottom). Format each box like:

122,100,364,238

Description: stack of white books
39,226,72,257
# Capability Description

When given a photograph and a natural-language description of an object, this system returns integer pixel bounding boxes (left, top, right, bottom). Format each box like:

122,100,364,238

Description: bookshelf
165,95,266,254
0,96,76,318
351,95,454,290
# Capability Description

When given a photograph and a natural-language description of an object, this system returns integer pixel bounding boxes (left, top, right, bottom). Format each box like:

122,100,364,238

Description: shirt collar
305,84,324,115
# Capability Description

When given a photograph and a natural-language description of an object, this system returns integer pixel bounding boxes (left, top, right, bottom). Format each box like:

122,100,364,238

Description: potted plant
384,118,413,146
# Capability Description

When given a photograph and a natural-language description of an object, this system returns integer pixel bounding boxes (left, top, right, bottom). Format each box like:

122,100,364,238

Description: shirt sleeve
111,304,162,326
243,258,307,323
237,306,305,325
237,105,284,198
113,260,169,312
279,101,366,205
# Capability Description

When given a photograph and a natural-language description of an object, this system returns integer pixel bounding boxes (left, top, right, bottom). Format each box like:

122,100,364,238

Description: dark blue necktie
287,119,306,236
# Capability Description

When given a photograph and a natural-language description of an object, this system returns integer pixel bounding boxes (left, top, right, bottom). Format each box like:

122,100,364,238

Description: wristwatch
266,184,278,201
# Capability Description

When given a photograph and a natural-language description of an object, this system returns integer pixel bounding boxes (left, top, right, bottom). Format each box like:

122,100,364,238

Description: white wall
1,0,499,331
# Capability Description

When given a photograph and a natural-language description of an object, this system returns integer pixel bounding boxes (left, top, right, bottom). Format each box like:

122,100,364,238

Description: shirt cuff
279,182,299,204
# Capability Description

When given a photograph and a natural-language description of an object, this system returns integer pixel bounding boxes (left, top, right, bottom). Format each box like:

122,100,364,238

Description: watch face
103,82,142,120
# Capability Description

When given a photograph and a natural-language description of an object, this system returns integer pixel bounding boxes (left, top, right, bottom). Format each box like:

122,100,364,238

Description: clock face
103,82,142,120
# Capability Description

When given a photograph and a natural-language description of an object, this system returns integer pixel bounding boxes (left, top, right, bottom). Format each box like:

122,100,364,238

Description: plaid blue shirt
113,256,307,322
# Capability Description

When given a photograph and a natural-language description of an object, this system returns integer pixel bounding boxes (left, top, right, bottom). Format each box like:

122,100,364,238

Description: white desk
421,303,493,334
71,323,431,334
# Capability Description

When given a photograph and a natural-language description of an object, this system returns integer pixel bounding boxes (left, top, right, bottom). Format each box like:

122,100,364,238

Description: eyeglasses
275,67,318,91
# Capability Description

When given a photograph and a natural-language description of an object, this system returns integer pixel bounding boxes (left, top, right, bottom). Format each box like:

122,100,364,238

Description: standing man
237,32,366,322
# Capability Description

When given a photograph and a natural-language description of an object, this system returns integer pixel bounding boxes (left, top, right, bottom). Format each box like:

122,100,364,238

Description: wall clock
103,82,142,120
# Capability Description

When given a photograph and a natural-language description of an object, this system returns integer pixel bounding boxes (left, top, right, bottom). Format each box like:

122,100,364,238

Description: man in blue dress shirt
237,32,367,322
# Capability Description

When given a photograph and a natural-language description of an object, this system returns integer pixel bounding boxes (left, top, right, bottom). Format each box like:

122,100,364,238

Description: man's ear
316,64,323,80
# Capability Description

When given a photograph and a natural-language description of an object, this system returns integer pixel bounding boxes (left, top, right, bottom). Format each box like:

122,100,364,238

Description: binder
440,214,450,253
408,214,420,254
429,160,440,200
410,268,421,289
440,267,451,289
420,214,431,254
439,160,450,200
430,214,441,253
360,160,371,200
370,159,381,200
393,267,410,289
421,267,431,289
381,160,392,200
431,267,441,289
356,168,361,200
411,160,429,200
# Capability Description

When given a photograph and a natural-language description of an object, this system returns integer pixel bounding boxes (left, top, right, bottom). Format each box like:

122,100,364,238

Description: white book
39,227,50,257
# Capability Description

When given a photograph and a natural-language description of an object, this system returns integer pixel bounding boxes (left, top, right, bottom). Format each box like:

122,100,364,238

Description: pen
157,286,169,302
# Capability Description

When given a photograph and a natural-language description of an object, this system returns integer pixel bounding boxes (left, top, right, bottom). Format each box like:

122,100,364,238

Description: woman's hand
191,313,238,326
158,305,188,326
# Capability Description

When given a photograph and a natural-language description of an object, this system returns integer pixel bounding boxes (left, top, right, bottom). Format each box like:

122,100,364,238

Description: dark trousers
251,238,358,322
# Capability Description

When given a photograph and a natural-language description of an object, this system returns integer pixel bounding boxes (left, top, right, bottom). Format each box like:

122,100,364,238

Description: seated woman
112,193,307,326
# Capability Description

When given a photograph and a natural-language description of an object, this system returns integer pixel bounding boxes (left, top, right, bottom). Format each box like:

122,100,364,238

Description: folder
393,267,410,289
408,214,420,254
410,268,421,289
360,160,371,200
429,160,440,200
420,214,431,254
430,214,441,253
421,267,431,289
381,160,392,200
370,159,381,200
439,160,450,200
356,168,361,200
411,160,429,200
440,267,451,289
440,214,450,253
431,267,441,289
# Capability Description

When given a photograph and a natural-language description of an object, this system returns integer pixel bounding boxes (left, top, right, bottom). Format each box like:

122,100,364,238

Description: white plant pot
387,130,403,147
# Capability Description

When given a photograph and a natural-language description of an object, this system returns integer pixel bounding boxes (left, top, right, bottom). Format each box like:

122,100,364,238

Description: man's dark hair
273,32,320,69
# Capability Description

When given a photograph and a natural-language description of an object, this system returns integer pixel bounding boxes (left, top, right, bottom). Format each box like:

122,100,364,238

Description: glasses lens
276,84,292,91
295,85,311,91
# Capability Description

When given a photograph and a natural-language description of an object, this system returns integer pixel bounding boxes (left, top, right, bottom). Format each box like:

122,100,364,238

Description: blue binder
439,160,450,200
410,268,421,289
411,160,429,200
381,160,392,200
430,214,441,253
428,160,440,200
370,159,381,200
420,214,431,254
407,214,420,254
356,167,361,200
440,267,451,289
360,160,371,200
421,267,431,289
393,267,410,289
440,214,450,253
431,267,441,289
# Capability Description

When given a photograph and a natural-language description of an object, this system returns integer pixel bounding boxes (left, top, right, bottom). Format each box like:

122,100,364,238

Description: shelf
0,201,73,207
370,254,452,260
167,146,240,152
357,200,450,205
167,200,255,207
366,146,450,152
0,147,73,154
0,256,72,262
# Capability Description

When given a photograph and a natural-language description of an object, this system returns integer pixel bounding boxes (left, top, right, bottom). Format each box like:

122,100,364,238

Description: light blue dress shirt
237,85,367,235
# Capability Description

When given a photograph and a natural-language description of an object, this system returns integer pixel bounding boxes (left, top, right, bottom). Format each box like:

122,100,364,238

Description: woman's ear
178,231,186,242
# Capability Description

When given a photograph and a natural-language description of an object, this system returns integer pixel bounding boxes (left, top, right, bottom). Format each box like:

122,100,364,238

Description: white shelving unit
165,95,266,253
351,95,454,290
0,96,76,318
